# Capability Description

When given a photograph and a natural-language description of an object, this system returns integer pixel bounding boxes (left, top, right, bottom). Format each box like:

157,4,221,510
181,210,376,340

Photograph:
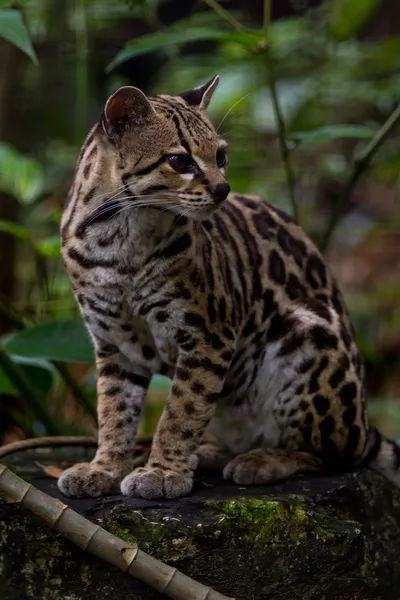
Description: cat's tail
363,426,400,486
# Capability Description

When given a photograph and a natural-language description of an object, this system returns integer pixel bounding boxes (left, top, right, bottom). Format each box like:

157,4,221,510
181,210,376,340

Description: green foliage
5,320,94,364
0,8,37,64
107,25,262,72
327,0,382,41
288,125,376,145
0,143,44,204
0,358,54,397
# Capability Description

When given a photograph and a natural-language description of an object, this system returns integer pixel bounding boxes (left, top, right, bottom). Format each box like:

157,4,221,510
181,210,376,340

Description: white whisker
216,93,251,132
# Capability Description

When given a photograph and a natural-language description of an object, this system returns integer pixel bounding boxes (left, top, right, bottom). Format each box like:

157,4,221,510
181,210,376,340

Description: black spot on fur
182,429,194,439
313,394,330,416
155,311,168,323
342,404,357,427
223,327,235,341
218,297,227,322
305,412,314,425
269,249,287,284
155,232,192,260
268,313,293,342
141,346,155,360
242,312,257,338
175,366,191,381
306,254,327,289
277,226,307,267
309,356,329,393
262,289,277,321
302,298,332,323
191,381,205,394
184,402,196,414
207,332,225,350
339,382,357,406
286,273,307,300
328,367,344,389
252,209,277,238
332,285,345,315
185,312,206,329
207,294,217,324
98,363,120,378
278,331,305,356
298,357,315,374
345,425,360,458
320,415,335,438
310,326,338,351
340,322,352,349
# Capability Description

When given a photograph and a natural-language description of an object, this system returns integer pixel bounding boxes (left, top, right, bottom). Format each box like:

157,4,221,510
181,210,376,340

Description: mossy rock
1,448,400,599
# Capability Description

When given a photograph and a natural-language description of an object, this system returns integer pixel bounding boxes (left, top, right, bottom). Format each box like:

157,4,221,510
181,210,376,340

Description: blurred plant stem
319,103,400,252
203,0,299,221
0,346,61,435
203,0,246,32
263,0,271,33
265,54,298,221
0,298,96,423
75,0,89,143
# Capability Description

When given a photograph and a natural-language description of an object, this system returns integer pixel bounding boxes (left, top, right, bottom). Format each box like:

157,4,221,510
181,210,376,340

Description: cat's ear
102,86,156,137
178,75,220,110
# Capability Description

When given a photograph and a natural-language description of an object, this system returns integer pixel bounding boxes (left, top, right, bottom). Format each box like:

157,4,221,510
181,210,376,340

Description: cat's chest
82,289,177,369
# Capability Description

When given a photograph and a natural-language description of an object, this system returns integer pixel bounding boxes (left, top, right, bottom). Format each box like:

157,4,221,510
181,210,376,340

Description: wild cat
58,76,398,499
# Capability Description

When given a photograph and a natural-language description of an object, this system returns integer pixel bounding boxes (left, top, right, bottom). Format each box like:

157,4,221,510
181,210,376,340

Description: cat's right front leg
58,347,150,498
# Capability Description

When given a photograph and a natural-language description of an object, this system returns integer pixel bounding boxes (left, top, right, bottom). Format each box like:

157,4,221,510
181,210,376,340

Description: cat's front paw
120,466,193,499
57,462,120,498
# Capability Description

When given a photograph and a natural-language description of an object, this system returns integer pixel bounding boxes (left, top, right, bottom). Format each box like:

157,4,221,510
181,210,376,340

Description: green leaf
0,366,17,394
5,319,95,364
107,26,249,72
0,143,44,203
0,360,53,397
0,219,32,241
288,125,376,145
328,0,382,41
0,9,38,64
35,236,61,259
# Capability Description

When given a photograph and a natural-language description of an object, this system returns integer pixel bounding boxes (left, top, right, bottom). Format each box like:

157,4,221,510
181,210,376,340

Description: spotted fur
58,76,400,499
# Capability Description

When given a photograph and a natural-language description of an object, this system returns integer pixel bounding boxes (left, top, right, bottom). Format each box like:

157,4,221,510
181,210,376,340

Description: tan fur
57,78,399,500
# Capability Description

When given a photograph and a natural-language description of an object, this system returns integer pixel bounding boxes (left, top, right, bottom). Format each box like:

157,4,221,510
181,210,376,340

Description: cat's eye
216,148,227,168
167,154,194,173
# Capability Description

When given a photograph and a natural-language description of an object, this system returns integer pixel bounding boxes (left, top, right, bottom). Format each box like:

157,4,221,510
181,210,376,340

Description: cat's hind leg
196,438,233,472
223,448,321,485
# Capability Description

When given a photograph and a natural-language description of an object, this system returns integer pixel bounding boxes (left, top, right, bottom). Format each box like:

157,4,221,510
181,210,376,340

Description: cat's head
98,75,230,220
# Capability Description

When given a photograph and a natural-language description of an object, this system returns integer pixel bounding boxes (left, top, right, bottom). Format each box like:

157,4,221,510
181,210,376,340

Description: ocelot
58,76,399,499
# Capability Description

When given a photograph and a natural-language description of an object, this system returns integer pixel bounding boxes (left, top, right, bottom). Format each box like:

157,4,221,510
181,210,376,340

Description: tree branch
319,103,400,252
0,434,153,459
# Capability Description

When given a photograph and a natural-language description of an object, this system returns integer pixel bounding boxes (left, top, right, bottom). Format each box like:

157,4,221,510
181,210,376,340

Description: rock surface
1,447,400,600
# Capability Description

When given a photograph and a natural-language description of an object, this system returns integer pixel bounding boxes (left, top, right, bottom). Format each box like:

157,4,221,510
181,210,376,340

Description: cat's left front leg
121,348,232,499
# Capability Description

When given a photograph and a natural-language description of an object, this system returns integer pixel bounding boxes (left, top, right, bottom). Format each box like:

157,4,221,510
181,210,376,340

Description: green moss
105,510,197,562
206,495,360,552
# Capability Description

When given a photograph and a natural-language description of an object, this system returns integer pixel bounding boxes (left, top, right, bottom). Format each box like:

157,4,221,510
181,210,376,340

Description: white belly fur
208,338,314,455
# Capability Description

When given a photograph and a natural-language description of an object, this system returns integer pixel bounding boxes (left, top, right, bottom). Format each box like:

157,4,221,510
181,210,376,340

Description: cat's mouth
174,198,225,221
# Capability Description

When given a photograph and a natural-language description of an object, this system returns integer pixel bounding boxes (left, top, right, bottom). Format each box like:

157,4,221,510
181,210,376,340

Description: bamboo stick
0,465,235,600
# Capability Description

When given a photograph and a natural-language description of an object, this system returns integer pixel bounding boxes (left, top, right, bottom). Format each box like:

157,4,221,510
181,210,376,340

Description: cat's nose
206,183,230,203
